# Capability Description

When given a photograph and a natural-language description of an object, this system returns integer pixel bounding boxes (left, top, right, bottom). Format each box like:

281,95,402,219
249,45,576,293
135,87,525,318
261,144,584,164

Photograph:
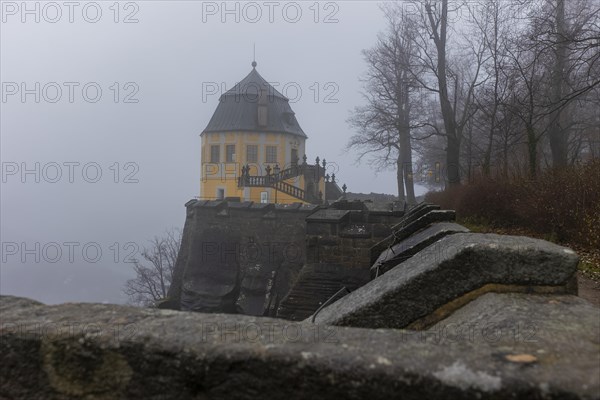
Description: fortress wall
165,200,317,316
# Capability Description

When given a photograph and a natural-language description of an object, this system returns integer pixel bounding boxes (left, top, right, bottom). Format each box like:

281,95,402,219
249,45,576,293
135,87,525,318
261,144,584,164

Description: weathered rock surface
312,233,579,328
1,294,598,399
371,222,470,278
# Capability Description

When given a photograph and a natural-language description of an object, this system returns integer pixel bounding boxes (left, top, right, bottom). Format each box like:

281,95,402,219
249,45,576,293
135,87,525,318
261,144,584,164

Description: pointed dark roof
202,65,307,138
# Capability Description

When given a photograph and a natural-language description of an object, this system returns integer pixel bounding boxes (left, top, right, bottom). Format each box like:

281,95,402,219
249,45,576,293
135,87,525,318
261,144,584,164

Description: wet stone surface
1,293,598,399
313,233,579,329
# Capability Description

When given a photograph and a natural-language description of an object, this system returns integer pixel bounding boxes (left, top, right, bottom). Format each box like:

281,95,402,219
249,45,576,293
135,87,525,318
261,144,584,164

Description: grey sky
1,1,428,304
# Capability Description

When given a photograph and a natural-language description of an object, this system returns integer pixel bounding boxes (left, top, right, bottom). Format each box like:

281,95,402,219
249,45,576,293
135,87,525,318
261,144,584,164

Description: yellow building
200,61,332,204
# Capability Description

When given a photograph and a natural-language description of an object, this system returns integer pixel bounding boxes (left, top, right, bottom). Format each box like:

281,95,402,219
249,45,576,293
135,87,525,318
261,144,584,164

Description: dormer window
258,86,269,127
258,105,268,127
283,111,295,125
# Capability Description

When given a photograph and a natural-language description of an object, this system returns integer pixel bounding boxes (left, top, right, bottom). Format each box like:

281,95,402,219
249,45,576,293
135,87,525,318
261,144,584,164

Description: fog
1,1,427,304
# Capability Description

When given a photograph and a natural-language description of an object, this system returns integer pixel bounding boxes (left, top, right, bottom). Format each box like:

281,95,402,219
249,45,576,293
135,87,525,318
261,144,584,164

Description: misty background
1,1,429,304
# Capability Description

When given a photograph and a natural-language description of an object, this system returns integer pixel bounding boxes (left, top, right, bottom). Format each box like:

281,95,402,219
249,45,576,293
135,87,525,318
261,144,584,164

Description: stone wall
166,200,317,316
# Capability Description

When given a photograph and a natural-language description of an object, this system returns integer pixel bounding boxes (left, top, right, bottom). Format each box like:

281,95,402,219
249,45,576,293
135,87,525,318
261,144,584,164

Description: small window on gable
258,105,268,127
284,111,295,125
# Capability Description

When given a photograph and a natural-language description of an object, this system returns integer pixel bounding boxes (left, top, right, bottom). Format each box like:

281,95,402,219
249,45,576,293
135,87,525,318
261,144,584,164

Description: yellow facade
200,131,324,204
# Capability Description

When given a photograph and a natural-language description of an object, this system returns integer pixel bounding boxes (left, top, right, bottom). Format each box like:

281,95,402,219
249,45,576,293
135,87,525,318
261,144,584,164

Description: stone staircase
276,263,369,321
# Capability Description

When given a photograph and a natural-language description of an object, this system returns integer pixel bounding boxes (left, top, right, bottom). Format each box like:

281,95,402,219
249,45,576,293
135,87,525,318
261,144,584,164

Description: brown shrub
424,160,600,249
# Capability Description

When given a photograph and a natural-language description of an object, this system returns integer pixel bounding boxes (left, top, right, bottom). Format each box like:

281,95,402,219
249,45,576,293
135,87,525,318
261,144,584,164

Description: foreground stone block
371,222,469,278
312,233,579,329
1,294,598,399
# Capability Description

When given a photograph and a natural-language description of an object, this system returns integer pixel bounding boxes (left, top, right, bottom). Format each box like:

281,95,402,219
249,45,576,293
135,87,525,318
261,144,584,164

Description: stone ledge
1,294,598,399
312,233,579,329
306,209,351,223
370,208,454,264
371,222,470,278
391,209,457,243
391,202,440,230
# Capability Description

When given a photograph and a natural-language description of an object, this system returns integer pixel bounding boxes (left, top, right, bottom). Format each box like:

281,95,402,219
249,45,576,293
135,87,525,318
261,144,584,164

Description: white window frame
260,191,268,203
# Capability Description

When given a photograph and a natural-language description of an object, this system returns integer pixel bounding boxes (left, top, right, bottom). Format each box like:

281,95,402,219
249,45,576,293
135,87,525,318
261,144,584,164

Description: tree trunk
428,0,461,186
396,153,406,202
400,134,416,204
484,1,500,178
502,132,509,179
482,139,493,177
446,134,461,184
399,70,416,205
548,0,569,168
526,124,538,179
467,118,473,183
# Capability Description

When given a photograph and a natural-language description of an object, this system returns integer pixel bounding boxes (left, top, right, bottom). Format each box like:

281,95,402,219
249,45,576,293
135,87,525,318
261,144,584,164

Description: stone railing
1,288,598,398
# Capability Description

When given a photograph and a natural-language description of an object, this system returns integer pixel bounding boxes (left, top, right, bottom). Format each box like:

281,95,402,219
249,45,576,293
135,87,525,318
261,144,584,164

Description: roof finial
252,43,257,68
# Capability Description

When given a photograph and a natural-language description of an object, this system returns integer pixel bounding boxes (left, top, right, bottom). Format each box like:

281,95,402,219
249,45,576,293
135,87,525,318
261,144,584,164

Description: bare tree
466,0,514,176
347,6,422,203
411,0,488,186
503,28,550,178
543,0,600,167
124,228,181,307
547,0,570,167
354,0,598,188
498,0,600,176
